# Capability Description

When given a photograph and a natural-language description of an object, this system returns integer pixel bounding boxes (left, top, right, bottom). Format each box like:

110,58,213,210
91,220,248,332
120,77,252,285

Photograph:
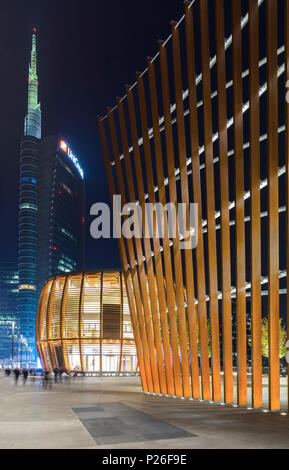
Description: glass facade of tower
18,31,41,361
37,136,85,293
18,136,39,358
24,108,41,140
0,263,19,362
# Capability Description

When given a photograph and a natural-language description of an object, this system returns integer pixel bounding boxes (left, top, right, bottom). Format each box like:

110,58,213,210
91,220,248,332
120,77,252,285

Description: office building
0,263,18,362
37,136,85,291
18,29,41,358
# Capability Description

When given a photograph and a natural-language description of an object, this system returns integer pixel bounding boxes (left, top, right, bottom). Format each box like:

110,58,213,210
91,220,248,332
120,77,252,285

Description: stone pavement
0,373,289,449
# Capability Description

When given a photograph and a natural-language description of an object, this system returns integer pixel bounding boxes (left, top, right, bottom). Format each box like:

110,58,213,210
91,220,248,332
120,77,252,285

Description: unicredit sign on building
59,140,84,179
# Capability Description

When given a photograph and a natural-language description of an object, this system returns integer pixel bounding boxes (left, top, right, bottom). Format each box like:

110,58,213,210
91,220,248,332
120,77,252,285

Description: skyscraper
0,263,19,363
18,30,41,358
37,136,85,291
18,31,85,362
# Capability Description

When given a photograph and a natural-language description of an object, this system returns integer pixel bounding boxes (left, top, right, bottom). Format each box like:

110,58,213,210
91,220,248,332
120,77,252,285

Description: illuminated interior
36,271,138,374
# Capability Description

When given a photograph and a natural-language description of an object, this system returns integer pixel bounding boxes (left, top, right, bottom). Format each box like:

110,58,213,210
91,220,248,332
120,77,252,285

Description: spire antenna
24,31,41,138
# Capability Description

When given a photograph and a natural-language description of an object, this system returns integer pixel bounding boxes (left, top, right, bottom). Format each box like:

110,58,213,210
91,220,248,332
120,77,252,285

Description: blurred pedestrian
64,372,71,386
59,368,65,383
42,370,49,388
53,367,59,383
4,367,11,377
22,368,28,385
13,367,20,385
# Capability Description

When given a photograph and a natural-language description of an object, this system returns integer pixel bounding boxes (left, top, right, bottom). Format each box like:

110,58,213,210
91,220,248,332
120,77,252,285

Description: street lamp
11,321,15,367
29,348,32,368
20,335,23,368
25,342,28,367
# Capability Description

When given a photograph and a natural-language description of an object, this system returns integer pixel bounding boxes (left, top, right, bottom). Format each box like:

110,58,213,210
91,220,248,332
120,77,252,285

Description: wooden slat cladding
97,119,149,391
107,105,160,393
100,272,103,372
147,56,188,397
249,0,262,409
117,96,166,394
214,0,234,404
199,0,221,402
136,72,180,396
184,1,211,401
169,24,201,399
232,0,247,406
79,273,85,372
285,0,289,413
119,275,123,372
158,35,198,398
267,0,280,411
126,86,170,394
97,0,286,412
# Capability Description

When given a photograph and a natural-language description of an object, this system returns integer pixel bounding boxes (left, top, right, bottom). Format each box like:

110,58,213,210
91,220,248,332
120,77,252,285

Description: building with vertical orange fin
97,0,289,413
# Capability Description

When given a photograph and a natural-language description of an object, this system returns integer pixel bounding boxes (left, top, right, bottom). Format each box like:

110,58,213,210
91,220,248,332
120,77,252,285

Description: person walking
53,367,59,383
59,368,64,383
13,367,20,385
22,368,28,385
42,370,49,388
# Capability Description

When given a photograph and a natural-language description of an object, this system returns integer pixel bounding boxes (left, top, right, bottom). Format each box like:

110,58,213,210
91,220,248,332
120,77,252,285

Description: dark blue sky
0,0,184,270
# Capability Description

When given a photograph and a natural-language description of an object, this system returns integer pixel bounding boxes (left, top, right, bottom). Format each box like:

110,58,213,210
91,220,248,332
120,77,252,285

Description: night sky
0,0,185,270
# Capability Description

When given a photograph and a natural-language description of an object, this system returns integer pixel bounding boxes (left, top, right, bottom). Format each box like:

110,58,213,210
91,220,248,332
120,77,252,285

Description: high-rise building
37,136,85,291
0,263,19,362
18,31,85,362
18,30,41,357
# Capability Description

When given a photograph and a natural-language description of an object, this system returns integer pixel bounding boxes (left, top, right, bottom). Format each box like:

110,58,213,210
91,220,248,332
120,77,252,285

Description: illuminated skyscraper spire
24,28,41,138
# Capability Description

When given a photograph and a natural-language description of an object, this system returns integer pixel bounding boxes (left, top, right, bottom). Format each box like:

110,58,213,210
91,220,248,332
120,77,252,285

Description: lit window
19,284,36,291
61,227,77,242
61,182,73,196
57,265,71,273
21,177,37,184
19,203,38,211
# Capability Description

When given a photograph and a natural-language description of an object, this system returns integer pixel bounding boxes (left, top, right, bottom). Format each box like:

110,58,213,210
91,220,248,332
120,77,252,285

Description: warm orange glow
60,140,68,152
19,284,36,291
36,271,138,374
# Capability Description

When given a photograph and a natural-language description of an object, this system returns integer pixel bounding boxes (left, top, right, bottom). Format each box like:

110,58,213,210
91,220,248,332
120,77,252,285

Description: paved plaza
0,373,289,449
